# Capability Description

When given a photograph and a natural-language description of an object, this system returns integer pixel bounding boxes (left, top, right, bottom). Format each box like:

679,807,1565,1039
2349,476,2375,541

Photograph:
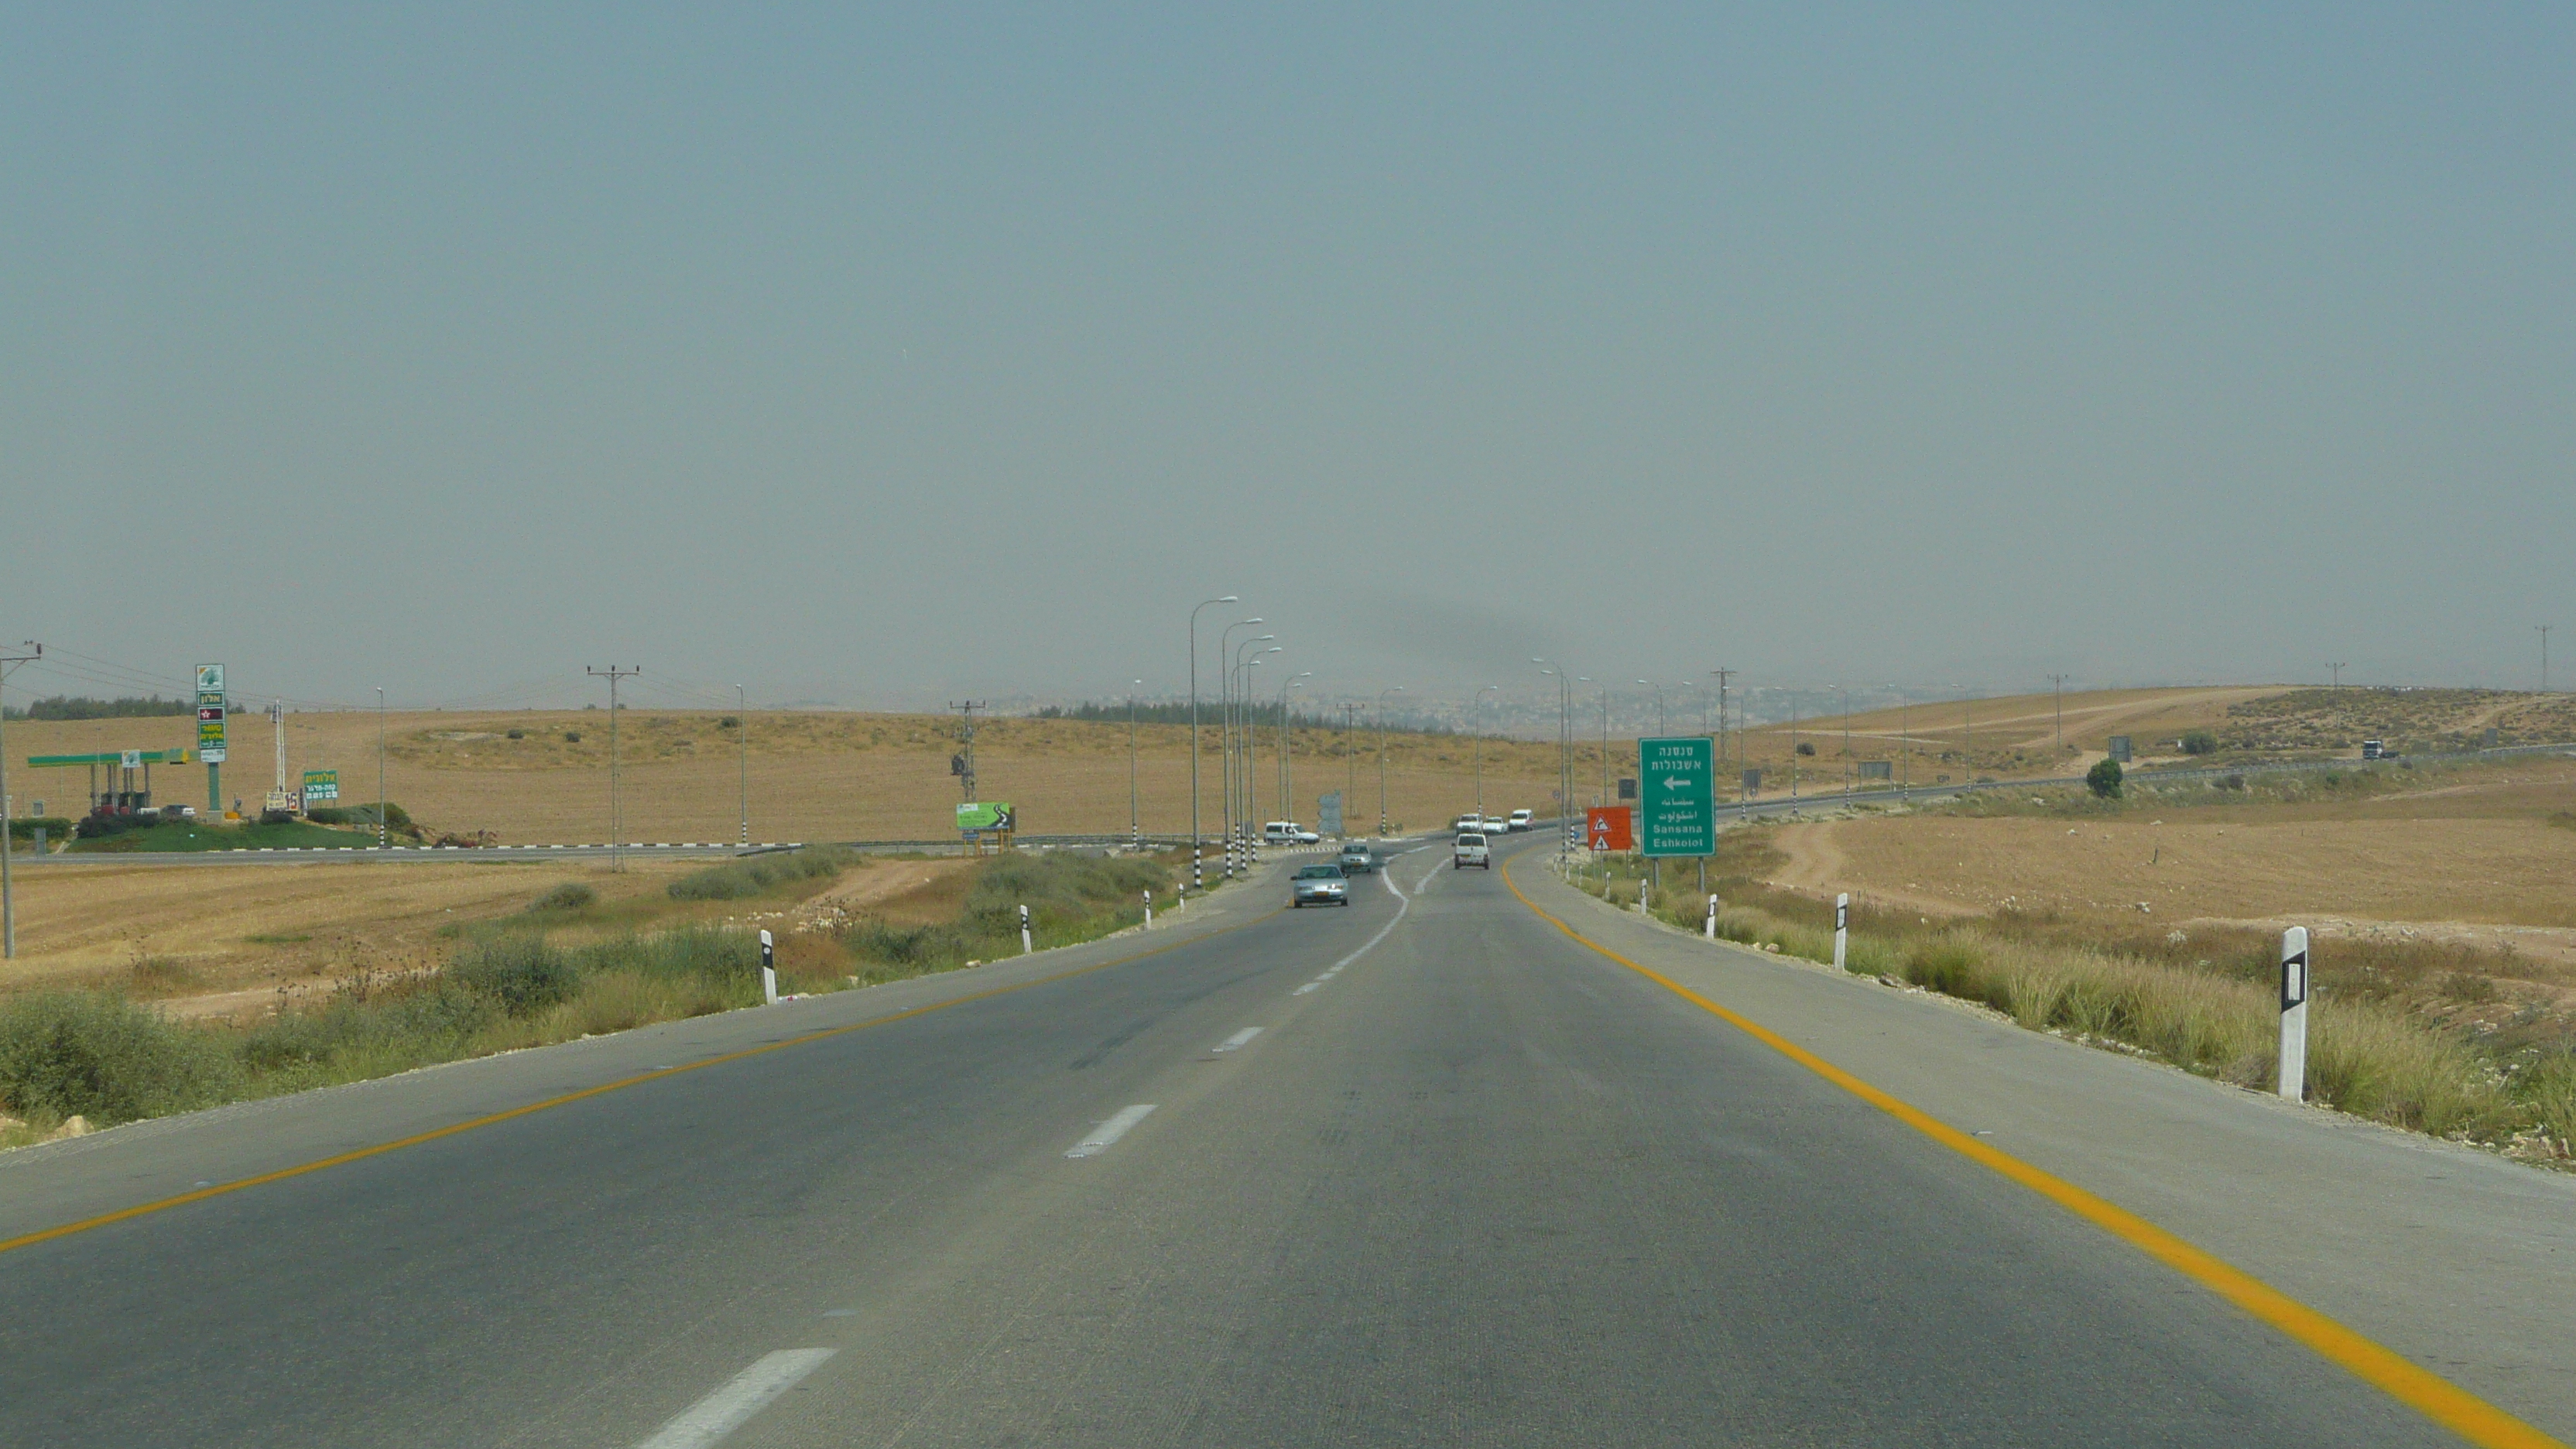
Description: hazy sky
7,5,2571,717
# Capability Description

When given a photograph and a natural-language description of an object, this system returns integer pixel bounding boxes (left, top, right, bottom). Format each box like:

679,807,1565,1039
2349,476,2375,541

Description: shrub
2180,730,2218,755
2086,759,2123,798
505,728,525,740
720,716,742,728
447,938,583,1016
532,882,597,912
0,993,239,1125
1795,741,1817,756
666,847,855,900
579,927,761,983
564,731,582,743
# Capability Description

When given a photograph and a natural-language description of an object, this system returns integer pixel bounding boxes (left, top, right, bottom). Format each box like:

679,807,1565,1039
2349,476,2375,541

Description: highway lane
0,834,2496,1447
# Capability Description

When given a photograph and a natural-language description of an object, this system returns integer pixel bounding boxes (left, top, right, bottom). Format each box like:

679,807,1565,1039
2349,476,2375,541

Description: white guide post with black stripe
1020,903,1033,954
1834,893,1849,971
2279,926,2309,1101
759,929,777,1005
1704,894,1718,939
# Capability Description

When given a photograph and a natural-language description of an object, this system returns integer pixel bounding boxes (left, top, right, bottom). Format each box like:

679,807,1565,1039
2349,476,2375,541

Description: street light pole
1536,660,1570,850
1216,618,1265,872
1188,596,1240,890
1129,678,1142,848
1472,683,1501,814
1235,642,1279,841
1280,673,1310,828
2048,673,2068,755
1839,685,1851,800
375,686,388,849
1375,685,1405,835
735,683,748,847
2540,626,2554,694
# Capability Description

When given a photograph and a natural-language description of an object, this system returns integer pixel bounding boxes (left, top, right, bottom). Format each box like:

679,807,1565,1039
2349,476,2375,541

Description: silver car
1290,863,1351,907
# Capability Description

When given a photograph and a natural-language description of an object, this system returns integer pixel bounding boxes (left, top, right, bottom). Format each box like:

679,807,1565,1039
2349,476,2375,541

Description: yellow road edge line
1499,853,2564,1449
0,906,1283,1259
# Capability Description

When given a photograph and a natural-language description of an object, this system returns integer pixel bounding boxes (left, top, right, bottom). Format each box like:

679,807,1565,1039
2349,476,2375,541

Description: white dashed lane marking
1065,1105,1156,1159
1213,1029,1262,1052
632,1348,836,1449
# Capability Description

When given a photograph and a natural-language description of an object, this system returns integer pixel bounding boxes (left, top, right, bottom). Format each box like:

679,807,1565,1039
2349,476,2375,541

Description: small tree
2180,730,2217,755
2087,758,2123,798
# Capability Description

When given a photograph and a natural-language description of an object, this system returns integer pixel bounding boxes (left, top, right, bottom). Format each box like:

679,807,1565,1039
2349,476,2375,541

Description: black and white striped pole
2279,926,2309,1101
1142,888,1153,929
1834,893,1850,971
1704,893,1718,939
1020,903,1033,955
759,929,777,1005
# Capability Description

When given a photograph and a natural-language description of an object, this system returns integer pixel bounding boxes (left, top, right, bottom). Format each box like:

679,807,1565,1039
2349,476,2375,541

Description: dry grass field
1726,685,2284,790
1766,755,2576,968
9,709,1571,846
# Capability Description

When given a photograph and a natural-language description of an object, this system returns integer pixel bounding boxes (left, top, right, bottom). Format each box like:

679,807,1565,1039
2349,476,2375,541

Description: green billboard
957,801,1016,833
1639,735,1714,857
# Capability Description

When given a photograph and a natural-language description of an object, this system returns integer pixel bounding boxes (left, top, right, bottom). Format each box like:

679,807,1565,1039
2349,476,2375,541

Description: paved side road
0,832,2558,1447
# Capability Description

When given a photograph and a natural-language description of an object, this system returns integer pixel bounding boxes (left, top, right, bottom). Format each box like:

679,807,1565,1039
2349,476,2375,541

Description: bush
2180,731,2218,755
532,882,597,912
2086,759,2123,798
666,847,855,901
447,938,583,1016
505,728,525,740
7,817,73,842
0,993,239,1124
1795,741,1817,756
564,731,582,743
579,927,761,983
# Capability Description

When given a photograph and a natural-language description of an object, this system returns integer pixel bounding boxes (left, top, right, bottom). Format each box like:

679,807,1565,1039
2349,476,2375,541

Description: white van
1454,831,1490,868
1262,820,1321,846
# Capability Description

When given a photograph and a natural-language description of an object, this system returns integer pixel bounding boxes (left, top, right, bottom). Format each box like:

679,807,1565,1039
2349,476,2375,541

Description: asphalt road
0,832,2546,1447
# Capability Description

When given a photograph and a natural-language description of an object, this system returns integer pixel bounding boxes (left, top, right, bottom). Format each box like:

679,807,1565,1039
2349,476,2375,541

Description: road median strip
1497,849,2565,1449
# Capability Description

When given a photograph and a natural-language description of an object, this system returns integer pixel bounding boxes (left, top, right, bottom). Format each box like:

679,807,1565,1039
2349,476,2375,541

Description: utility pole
2328,662,2346,691
736,684,748,846
271,699,286,796
1840,686,1851,800
947,700,985,803
375,687,388,848
2540,627,2553,694
1349,696,1370,835
2048,673,2068,755
588,667,641,869
1471,684,1502,814
1710,668,1734,793
1,641,41,959
1375,686,1405,834
1129,680,1142,848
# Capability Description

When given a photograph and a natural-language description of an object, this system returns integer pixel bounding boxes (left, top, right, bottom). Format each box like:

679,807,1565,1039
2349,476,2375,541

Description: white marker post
1704,894,1718,939
1020,903,1033,955
1142,888,1153,929
2279,926,2310,1101
1833,893,1850,971
1638,880,1649,914
758,929,777,1005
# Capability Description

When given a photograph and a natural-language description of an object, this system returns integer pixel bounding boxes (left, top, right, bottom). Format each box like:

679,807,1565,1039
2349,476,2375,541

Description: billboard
957,801,1016,833
1584,807,1634,851
1318,790,1343,836
302,769,341,803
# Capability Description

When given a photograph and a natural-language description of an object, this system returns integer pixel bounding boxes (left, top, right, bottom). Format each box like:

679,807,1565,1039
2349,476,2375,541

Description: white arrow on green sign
1639,735,1714,857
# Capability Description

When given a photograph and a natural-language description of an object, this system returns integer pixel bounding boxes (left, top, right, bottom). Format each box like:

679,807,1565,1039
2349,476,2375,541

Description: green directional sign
1639,735,1714,857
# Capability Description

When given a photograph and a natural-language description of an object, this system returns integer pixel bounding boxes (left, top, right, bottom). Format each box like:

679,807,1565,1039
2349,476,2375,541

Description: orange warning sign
1585,807,1634,851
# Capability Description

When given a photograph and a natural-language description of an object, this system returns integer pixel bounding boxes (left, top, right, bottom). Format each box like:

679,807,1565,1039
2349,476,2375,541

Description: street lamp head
1218,595,1239,602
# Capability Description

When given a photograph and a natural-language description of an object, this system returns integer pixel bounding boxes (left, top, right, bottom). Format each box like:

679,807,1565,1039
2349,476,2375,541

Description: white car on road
1507,809,1534,831
1454,831,1490,868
